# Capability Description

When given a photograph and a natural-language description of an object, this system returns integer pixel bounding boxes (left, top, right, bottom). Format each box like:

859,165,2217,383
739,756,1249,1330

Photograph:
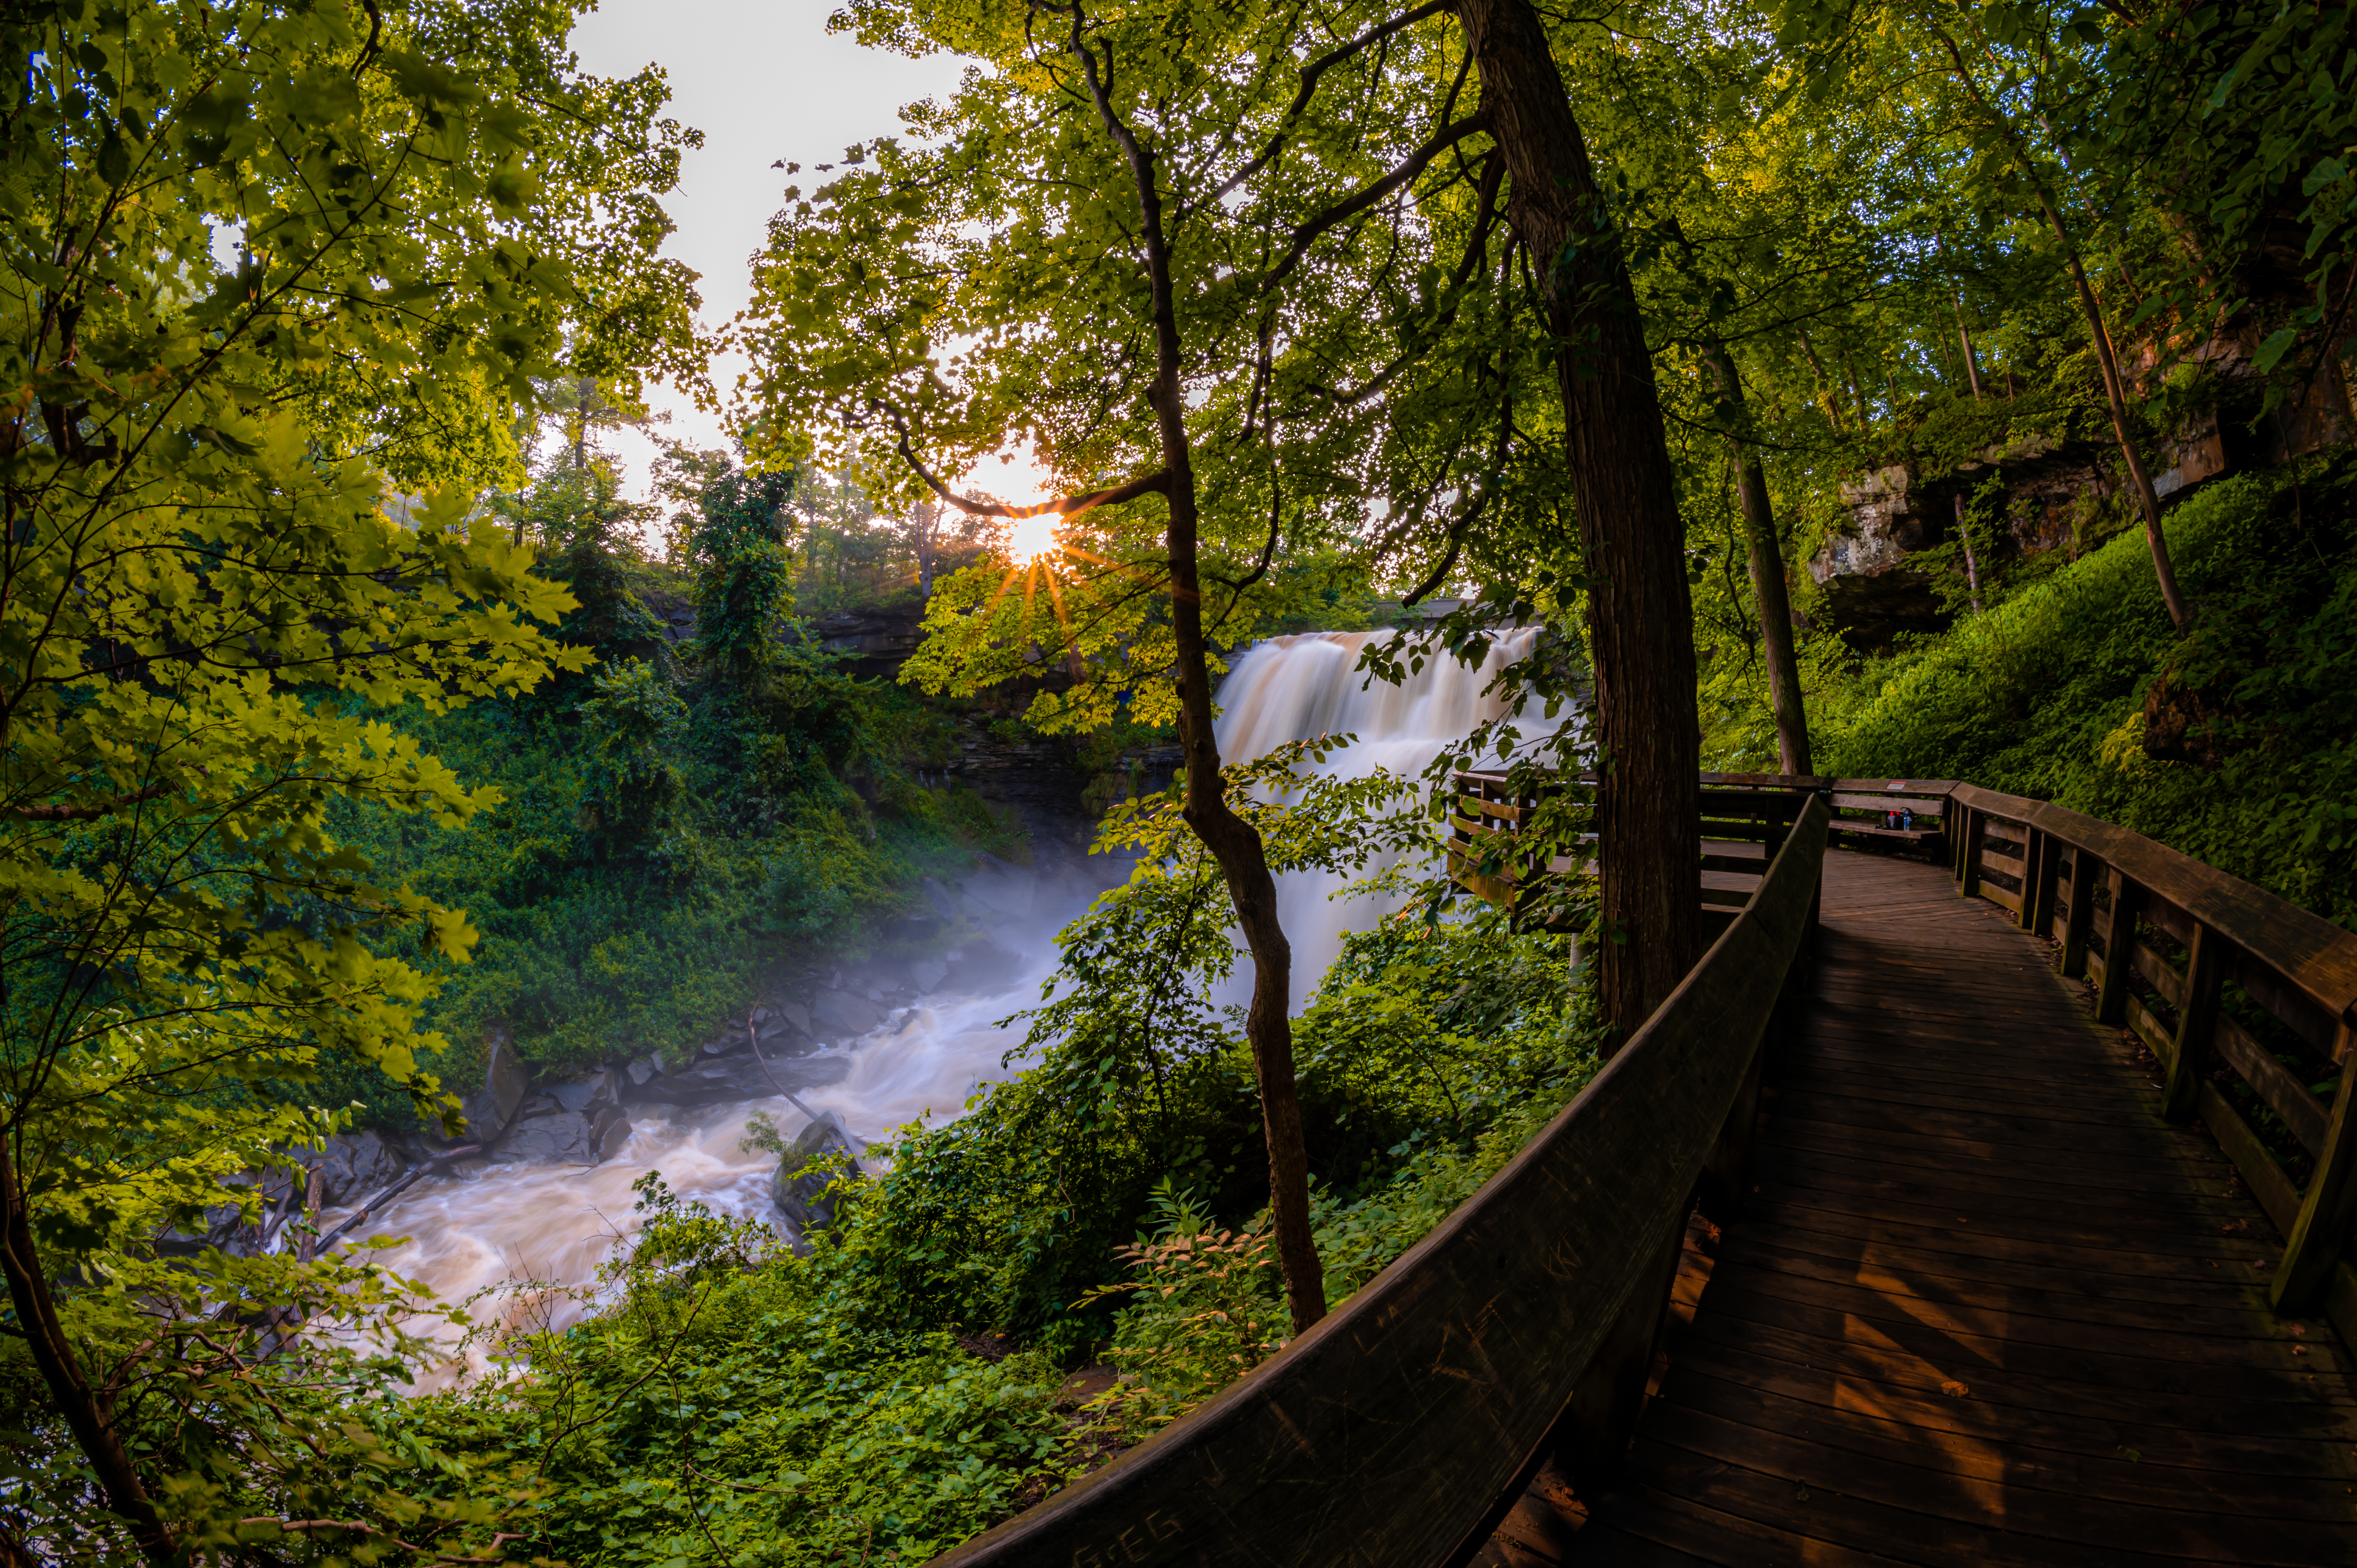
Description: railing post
1958,809,1986,899
1549,1209,1687,1486
2158,925,2223,1123
2058,846,2096,979
2023,829,2058,934
2094,869,2141,1026
2272,1020,2357,1315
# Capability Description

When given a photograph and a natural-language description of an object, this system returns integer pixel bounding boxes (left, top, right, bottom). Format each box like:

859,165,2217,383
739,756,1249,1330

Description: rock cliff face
1808,350,2354,652
809,604,926,678
1809,432,2121,652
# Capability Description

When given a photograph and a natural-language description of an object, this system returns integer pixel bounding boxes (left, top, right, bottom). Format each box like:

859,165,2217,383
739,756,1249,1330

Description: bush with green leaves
335,1177,1093,1568
329,637,1019,1090
784,748,1603,1366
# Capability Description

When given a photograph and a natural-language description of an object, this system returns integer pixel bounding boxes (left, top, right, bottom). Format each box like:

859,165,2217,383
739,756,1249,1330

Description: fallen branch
312,1145,482,1253
746,1023,865,1177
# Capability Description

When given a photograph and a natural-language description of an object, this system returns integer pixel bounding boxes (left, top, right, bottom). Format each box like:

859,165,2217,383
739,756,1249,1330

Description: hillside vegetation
1821,453,2357,931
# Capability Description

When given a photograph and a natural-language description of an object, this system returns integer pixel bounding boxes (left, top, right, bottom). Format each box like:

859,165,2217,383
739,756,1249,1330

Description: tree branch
7,780,168,821
867,398,1171,521
1300,150,1504,408
1261,113,1490,294
1198,0,1455,211
1401,523,1467,606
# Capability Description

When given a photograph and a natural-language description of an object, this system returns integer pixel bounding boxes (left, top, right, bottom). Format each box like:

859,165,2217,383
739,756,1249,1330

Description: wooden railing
1447,766,2357,1342
1448,770,1950,933
931,795,1832,1568
1944,783,2357,1337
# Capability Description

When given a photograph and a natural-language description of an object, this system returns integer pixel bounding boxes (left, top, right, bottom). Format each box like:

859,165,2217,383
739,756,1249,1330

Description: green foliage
0,0,710,1550
1079,1185,1286,1420
382,1180,1083,1568
1821,453,2357,930
579,659,691,852
331,628,1016,1084
788,747,1600,1366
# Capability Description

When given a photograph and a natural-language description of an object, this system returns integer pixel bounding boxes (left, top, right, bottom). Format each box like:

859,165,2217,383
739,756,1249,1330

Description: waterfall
1211,626,1550,1006
323,625,1540,1380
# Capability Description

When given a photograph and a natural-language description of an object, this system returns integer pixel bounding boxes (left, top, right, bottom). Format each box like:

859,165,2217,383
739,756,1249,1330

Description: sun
1006,512,1061,564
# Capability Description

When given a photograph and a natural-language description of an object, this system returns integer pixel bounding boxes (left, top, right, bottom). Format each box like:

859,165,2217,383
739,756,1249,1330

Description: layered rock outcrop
1809,350,2353,651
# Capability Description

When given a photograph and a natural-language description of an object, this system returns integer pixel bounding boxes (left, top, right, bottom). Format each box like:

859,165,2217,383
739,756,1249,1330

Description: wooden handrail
1948,782,2357,1025
1938,781,2357,1331
929,796,1832,1568
1451,767,2357,1338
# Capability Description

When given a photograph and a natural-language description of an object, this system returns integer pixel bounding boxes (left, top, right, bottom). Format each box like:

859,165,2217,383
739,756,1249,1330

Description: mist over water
329,627,1541,1379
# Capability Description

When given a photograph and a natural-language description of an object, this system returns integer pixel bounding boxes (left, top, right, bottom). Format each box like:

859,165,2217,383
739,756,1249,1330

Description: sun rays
1005,512,1061,563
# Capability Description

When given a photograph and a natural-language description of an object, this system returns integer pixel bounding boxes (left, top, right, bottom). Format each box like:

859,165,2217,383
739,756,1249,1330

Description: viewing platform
932,776,2357,1568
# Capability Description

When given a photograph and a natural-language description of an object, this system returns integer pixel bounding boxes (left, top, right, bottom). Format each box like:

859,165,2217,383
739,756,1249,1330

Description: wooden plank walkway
1479,849,2357,1567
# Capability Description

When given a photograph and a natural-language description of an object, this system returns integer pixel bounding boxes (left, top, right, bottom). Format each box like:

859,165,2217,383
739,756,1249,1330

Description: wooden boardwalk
1480,849,2357,1567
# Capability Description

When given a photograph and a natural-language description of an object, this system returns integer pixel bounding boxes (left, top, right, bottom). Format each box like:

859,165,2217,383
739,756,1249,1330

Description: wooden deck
1477,849,2357,1567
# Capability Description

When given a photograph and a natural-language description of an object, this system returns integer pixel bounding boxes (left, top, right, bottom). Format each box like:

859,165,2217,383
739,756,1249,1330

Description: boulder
940,938,1023,998
495,1109,595,1164
591,1106,634,1162
961,855,1037,919
625,1050,850,1108
772,1110,867,1238
460,1033,532,1142
755,1013,811,1052
910,958,948,994
550,1070,619,1114
626,1055,663,1086
774,999,813,1037
311,1129,405,1210
920,876,960,921
811,988,880,1038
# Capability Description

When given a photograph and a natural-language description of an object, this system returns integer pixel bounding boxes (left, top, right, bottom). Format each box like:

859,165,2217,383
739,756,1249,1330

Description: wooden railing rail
931,796,1832,1568
1941,782,2357,1339
1448,771,1937,931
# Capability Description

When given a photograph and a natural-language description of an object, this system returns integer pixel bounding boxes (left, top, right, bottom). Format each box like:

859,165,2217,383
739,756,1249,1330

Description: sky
567,0,1048,506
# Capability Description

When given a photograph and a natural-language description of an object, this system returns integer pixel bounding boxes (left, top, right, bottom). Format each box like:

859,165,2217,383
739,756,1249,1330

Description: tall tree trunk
1839,341,1870,421
1952,493,1984,613
2043,199,2193,630
1926,27,2191,632
1955,299,1986,399
1075,32,1326,1332
0,1141,174,1565
1456,0,1700,1033
1700,343,1812,777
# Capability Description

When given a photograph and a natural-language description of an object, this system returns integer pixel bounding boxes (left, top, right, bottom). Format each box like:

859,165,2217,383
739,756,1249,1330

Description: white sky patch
570,0,975,500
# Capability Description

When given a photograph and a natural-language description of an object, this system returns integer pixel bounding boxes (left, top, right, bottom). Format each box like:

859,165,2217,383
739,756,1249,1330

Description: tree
0,0,696,1556
1904,2,2195,629
1700,338,1813,774
1454,0,1704,1024
748,0,1518,1333
661,444,802,683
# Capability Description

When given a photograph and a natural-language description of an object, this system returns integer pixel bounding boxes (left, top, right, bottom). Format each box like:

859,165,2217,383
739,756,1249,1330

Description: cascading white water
329,625,1540,1380
1211,626,1549,1006
322,921,1103,1383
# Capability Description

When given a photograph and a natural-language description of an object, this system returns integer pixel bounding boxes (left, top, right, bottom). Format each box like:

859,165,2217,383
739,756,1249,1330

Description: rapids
325,625,1543,1379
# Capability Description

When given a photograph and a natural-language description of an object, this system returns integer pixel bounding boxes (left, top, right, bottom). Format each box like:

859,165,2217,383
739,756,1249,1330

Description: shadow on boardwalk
1478,850,2357,1568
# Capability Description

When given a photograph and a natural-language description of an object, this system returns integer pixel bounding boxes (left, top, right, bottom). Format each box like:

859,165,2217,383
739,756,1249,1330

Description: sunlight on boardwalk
1491,850,2357,1568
